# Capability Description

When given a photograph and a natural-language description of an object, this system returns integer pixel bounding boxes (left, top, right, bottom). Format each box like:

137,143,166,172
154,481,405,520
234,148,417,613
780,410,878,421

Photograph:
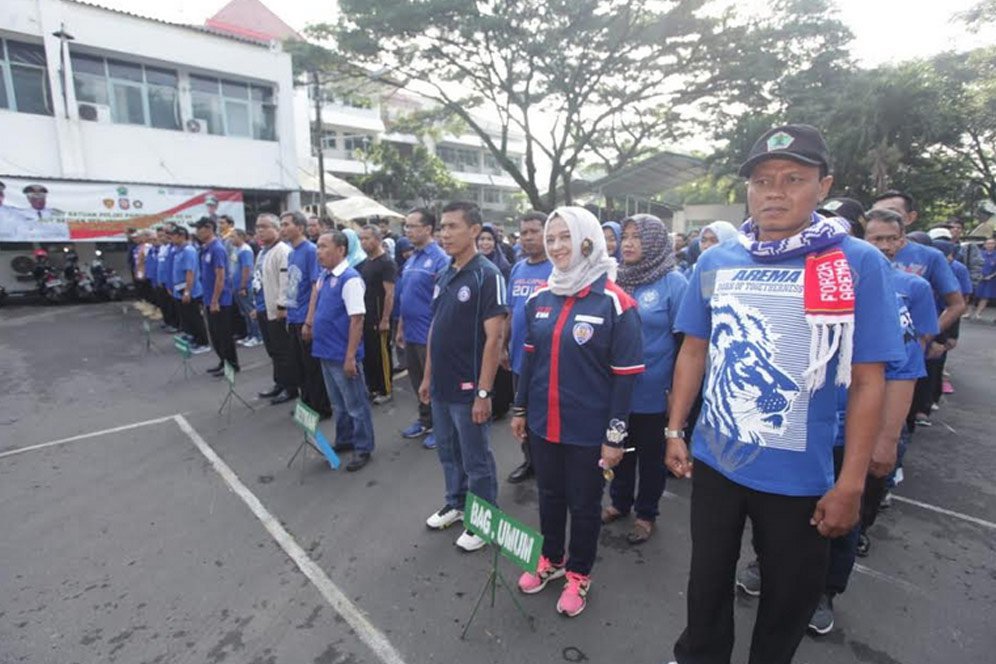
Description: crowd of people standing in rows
123,123,996,664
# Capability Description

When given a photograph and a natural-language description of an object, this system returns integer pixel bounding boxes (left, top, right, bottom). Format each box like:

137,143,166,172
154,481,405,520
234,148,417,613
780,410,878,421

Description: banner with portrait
0,177,245,242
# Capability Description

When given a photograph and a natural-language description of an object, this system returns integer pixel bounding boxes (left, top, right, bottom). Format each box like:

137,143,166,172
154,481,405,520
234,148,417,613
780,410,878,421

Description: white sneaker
245,337,263,348
455,530,487,552
426,506,463,530
190,344,212,355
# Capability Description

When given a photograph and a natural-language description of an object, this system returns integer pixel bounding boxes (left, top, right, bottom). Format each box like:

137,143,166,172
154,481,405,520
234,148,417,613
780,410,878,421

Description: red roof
205,0,302,43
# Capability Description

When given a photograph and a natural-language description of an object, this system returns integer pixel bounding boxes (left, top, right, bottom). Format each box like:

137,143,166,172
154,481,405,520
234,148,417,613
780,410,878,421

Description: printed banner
0,177,244,242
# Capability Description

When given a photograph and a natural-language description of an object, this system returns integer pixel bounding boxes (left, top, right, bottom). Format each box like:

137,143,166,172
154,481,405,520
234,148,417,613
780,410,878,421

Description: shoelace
564,572,589,595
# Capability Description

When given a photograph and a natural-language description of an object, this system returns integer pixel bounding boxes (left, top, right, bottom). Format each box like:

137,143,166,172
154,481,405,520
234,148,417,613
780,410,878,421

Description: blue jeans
235,290,261,340
431,400,498,509
319,360,375,454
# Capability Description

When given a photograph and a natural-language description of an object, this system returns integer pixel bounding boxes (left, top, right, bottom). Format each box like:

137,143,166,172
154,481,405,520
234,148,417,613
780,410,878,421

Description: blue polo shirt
888,269,937,381
631,270,688,414
199,238,232,306
311,263,366,363
429,253,508,404
507,258,552,375
951,259,972,297
171,244,202,300
675,236,905,496
399,242,449,344
146,245,159,286
515,274,644,446
285,239,319,325
158,244,173,286
893,241,960,297
228,244,253,291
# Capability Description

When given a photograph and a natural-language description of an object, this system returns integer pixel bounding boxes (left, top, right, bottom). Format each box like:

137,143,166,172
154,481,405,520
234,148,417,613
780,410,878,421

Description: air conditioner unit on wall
185,118,208,133
78,102,111,123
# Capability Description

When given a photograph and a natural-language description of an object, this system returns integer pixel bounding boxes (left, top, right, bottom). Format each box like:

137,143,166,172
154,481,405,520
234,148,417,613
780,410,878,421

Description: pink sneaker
942,380,954,395
556,571,590,617
518,555,565,594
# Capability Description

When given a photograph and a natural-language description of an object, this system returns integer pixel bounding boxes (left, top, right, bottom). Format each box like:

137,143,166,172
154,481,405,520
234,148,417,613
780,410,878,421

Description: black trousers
913,357,944,415
161,287,179,328
177,297,209,346
265,316,297,394
609,411,668,521
207,304,239,369
362,326,393,396
405,343,432,427
257,310,277,385
492,367,513,419
288,322,331,416
674,462,828,664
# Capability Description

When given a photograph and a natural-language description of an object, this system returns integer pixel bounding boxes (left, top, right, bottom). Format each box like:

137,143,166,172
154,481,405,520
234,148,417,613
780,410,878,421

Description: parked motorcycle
62,247,96,301
32,249,65,304
90,249,124,301
0,284,7,308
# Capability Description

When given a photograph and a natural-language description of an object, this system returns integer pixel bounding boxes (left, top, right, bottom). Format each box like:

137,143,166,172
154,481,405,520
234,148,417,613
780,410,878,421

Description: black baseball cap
192,217,217,232
818,197,865,225
739,124,830,177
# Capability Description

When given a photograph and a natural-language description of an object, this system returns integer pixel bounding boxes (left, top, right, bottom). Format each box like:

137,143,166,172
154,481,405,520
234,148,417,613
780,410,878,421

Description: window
484,153,504,175
319,130,337,150
341,133,371,156
482,188,501,204
0,39,53,115
190,74,275,140
437,145,480,172
71,53,179,129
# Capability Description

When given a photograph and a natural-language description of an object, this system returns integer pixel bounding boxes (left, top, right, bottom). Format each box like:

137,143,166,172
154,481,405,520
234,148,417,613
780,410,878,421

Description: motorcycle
62,248,96,301
0,284,7,308
32,250,65,304
90,249,124,301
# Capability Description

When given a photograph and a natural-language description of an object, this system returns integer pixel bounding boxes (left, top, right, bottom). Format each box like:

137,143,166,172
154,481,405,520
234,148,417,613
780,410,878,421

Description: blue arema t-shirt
893,241,960,298
631,270,688,414
285,239,318,324
158,244,173,286
675,236,905,496
171,244,203,300
889,269,938,381
507,258,552,375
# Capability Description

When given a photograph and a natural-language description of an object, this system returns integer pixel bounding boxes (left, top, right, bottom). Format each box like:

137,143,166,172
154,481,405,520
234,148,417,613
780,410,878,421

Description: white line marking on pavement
853,564,925,595
0,415,177,460
173,414,408,664
892,495,996,531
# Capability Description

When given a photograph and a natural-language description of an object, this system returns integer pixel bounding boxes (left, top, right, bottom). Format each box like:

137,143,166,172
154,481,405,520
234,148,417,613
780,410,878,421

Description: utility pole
312,71,328,222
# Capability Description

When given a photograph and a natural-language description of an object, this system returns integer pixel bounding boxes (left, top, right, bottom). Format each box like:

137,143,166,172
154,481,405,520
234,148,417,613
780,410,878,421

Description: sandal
601,506,625,524
627,519,654,545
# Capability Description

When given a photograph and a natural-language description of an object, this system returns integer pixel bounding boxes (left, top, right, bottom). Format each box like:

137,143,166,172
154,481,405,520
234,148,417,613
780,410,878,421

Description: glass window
111,82,145,124
482,188,501,204
107,59,143,82
10,65,51,115
7,41,46,67
0,67,8,109
320,131,337,150
191,91,224,135
222,80,248,99
145,67,177,87
342,134,370,156
148,85,178,129
2,39,52,115
252,101,276,140
71,53,105,76
224,100,251,137
190,75,219,93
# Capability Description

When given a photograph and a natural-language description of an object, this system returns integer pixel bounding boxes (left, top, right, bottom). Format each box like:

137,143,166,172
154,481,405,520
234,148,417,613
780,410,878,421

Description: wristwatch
605,418,628,448
664,427,685,440
476,388,493,399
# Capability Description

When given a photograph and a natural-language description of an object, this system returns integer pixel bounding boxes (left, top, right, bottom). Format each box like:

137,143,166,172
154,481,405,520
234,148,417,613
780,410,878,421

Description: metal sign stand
288,400,340,482
141,319,160,354
218,361,254,422
461,545,534,640
169,335,196,381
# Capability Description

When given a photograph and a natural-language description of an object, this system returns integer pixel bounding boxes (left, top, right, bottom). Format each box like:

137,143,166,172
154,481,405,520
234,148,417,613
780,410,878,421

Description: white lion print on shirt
703,295,800,449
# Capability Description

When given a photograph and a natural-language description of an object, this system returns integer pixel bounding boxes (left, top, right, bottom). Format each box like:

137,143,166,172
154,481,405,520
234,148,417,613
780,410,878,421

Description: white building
0,0,299,289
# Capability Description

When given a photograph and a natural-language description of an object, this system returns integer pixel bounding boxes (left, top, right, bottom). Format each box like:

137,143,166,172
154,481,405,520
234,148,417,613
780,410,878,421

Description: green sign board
293,400,319,436
172,335,191,358
223,361,236,385
464,493,543,573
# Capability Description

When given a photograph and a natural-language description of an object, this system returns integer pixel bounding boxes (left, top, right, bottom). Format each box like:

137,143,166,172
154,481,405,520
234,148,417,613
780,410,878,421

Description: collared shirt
157,244,173,286
507,258,553,375
171,244,202,299
230,244,253,291
312,260,366,363
515,273,644,446
199,237,233,306
285,239,319,324
429,253,508,404
630,270,688,414
676,237,905,497
398,241,449,344
146,245,160,286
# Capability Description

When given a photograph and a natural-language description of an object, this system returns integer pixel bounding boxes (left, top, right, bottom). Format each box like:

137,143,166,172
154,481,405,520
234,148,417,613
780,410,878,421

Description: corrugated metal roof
65,0,273,48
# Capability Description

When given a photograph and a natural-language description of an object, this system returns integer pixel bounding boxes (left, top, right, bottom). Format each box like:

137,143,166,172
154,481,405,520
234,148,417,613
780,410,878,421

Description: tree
357,142,464,209
320,0,852,211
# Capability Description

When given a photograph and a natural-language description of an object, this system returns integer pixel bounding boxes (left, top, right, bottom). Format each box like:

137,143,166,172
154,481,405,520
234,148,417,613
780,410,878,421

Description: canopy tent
297,166,366,199
325,196,405,221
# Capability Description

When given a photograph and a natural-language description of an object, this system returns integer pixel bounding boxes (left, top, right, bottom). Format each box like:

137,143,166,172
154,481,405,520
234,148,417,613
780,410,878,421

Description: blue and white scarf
738,212,855,391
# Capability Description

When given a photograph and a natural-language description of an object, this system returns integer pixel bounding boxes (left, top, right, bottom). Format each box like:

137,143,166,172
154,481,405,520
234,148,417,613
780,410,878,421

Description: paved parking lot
1,303,994,663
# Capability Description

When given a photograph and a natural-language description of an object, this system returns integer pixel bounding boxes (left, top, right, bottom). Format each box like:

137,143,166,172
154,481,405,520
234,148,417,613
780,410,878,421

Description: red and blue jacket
514,273,644,446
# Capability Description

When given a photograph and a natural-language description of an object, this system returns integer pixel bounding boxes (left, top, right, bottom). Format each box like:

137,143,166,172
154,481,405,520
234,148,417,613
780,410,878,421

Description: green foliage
357,142,464,208
329,0,853,210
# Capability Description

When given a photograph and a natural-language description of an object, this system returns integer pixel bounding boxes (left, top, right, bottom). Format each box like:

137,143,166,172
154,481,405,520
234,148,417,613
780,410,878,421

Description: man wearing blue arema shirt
664,125,904,664
195,217,239,375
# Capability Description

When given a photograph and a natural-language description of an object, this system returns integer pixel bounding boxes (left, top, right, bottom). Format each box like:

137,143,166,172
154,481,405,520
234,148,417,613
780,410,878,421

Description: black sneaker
346,453,370,472
258,385,283,399
879,491,893,510
507,461,535,484
333,442,355,453
736,559,761,596
856,532,871,557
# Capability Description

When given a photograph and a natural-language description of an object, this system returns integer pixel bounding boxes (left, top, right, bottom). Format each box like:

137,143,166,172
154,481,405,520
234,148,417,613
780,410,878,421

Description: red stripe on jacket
546,296,576,442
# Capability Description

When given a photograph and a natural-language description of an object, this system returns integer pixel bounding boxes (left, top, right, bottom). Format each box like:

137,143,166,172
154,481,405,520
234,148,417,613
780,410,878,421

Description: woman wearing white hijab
698,220,739,252
511,206,645,617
